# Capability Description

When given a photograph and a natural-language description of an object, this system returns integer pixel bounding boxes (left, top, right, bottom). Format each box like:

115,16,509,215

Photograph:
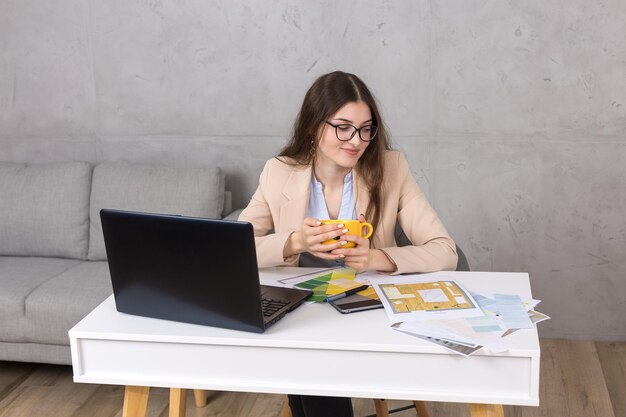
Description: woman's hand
330,214,371,272
285,217,348,261
331,235,371,272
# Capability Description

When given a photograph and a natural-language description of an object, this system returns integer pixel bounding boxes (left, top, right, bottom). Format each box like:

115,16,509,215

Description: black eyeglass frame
325,121,378,142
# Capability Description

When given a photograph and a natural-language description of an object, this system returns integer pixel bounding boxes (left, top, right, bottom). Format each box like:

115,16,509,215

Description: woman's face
315,101,372,171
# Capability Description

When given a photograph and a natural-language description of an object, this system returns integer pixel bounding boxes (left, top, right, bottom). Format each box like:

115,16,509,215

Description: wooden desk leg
193,389,208,407
413,400,430,417
469,403,504,417
123,386,150,417
169,388,187,417
373,399,390,417
280,397,292,417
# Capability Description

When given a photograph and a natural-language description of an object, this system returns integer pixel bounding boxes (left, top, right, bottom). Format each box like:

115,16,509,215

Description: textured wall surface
0,0,624,340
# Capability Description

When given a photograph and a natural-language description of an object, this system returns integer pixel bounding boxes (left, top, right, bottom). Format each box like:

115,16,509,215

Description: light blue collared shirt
299,171,357,268
307,170,357,221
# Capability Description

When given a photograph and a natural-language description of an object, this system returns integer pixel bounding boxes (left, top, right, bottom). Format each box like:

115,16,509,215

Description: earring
309,139,316,157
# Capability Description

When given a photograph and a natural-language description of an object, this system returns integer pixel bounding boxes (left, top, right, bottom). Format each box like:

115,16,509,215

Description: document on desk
493,294,535,329
393,325,484,356
502,310,551,336
396,317,510,354
368,274,484,323
472,291,538,330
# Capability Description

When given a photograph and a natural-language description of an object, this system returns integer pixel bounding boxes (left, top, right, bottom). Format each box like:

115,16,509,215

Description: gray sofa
0,161,233,365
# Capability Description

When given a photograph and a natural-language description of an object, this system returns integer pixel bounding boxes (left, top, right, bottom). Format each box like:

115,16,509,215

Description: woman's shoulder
264,156,310,171
258,157,311,185
382,150,409,170
382,149,404,160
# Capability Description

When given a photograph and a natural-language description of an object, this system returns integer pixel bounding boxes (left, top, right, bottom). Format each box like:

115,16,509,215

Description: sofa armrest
222,209,243,221
221,191,233,218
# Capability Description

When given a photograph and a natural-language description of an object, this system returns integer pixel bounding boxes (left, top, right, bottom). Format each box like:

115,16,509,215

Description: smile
341,148,359,156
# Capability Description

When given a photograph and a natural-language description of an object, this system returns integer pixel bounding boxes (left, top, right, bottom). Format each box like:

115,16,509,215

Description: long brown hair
278,71,392,235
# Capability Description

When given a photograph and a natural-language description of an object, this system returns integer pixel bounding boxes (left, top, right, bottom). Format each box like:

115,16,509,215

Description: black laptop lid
100,209,266,333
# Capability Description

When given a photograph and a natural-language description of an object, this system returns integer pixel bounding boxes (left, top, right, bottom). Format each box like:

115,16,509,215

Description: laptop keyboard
262,298,290,317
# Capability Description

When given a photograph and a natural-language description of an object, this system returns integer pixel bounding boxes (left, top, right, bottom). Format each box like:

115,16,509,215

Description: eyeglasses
325,121,378,142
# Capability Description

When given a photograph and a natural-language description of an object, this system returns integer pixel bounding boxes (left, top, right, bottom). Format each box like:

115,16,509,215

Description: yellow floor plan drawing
380,281,475,314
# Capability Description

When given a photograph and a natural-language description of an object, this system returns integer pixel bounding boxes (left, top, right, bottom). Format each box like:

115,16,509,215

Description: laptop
100,209,312,333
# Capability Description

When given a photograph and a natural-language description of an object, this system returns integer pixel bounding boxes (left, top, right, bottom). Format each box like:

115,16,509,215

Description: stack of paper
368,274,550,356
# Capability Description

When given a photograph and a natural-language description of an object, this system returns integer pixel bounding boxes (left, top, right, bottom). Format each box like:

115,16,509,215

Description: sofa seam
21,260,87,315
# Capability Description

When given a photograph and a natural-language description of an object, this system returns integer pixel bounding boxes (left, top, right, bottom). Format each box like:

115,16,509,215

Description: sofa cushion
0,341,71,365
0,162,92,259
88,162,225,260
24,261,113,346
0,256,82,342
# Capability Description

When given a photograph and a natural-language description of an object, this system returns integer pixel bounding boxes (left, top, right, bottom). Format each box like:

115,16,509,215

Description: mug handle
360,222,373,239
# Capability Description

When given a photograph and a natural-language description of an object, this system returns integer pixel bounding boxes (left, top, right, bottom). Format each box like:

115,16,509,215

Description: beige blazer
239,150,458,274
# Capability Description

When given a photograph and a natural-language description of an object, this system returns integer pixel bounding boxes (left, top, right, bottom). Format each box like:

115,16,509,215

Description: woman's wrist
368,249,397,273
283,231,304,258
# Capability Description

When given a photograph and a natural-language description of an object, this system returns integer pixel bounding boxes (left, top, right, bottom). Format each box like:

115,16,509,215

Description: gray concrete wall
0,1,624,340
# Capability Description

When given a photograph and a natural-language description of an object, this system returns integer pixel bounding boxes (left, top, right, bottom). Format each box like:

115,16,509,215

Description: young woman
239,71,458,417
240,71,456,274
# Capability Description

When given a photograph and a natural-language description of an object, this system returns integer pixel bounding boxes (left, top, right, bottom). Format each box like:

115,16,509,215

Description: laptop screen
100,209,267,332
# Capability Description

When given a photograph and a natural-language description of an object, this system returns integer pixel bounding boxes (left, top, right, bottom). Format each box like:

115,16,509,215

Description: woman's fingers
311,250,345,260
337,234,367,247
331,234,370,271
303,223,347,250
310,239,347,253
303,217,321,227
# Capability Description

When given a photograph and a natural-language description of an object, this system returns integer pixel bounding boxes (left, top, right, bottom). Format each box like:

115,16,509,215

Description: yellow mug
320,219,374,248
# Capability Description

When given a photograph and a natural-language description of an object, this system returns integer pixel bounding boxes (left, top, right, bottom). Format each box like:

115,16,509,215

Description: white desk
69,269,540,417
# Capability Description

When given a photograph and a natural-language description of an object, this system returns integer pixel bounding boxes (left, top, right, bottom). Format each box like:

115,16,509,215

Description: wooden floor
0,339,623,417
